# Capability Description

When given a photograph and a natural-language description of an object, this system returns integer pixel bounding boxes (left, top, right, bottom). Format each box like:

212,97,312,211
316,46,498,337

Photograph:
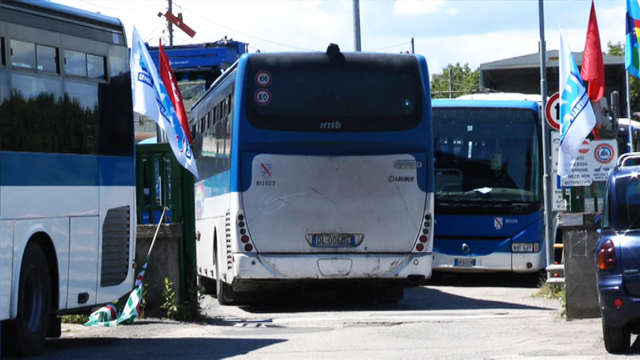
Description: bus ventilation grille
225,210,233,271
101,206,131,287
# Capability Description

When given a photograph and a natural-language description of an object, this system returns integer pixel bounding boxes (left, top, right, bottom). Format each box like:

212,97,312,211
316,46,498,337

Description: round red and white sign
255,71,272,87
545,92,561,131
255,89,271,106
578,140,590,154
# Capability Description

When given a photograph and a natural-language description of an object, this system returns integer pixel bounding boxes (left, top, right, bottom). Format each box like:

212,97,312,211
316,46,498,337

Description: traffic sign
545,92,561,131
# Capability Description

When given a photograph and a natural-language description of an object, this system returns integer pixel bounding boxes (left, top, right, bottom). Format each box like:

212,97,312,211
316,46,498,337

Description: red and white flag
159,40,193,145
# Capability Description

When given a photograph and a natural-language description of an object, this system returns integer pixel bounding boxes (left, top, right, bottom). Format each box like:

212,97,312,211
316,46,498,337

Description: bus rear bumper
432,252,543,273
231,252,432,288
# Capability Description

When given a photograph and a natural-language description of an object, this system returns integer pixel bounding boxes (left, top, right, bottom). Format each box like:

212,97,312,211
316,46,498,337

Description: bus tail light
237,213,254,252
597,240,615,271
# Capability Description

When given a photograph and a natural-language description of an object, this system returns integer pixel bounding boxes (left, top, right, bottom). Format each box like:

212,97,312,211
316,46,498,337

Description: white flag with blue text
130,27,198,178
558,29,596,177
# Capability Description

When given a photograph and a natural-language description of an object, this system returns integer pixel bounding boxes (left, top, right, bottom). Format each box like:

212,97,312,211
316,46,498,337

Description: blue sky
53,0,627,75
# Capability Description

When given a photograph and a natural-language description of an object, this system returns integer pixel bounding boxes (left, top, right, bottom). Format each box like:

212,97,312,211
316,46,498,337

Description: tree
430,63,481,99
607,41,640,117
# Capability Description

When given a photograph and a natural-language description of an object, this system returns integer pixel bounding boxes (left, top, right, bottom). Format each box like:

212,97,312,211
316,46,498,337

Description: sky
51,0,628,76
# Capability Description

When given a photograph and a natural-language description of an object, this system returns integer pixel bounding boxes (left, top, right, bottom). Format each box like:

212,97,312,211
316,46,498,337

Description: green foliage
61,314,89,324
536,281,566,318
160,277,204,321
606,41,640,116
161,277,180,319
430,63,481,99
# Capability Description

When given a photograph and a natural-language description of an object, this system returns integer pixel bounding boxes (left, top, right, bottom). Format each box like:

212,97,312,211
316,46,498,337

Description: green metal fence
135,143,196,303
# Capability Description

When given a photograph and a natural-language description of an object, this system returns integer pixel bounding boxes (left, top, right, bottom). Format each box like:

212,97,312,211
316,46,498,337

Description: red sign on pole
545,92,561,131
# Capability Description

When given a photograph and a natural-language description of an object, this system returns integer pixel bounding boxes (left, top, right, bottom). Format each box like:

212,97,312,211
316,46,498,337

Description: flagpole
538,0,555,271
627,70,634,152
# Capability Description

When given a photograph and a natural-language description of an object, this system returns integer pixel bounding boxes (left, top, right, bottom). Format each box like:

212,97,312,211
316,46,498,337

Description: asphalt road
17,273,640,359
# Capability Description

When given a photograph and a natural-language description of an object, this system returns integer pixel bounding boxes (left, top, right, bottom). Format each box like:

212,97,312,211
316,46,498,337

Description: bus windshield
245,53,422,132
433,107,540,203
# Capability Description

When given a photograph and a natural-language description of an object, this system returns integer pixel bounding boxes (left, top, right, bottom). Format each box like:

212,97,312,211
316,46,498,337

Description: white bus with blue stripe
191,45,434,304
432,98,545,274
0,0,135,355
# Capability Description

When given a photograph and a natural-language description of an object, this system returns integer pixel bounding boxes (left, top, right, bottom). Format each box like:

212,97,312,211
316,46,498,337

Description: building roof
479,50,627,116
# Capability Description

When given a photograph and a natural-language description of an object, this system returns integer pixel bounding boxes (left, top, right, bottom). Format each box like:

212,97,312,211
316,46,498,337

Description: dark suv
595,153,640,354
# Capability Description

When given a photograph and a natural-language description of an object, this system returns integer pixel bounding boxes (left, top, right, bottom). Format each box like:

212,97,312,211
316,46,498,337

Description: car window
616,176,640,230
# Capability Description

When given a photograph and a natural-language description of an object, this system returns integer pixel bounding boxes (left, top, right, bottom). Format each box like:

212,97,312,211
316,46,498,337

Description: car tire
602,320,630,354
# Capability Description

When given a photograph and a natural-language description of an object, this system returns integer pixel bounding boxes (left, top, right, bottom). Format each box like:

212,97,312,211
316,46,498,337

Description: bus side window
11,39,36,69
36,44,58,74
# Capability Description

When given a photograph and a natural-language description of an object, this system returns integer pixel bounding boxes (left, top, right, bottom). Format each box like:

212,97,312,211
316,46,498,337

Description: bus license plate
454,258,476,267
312,234,356,247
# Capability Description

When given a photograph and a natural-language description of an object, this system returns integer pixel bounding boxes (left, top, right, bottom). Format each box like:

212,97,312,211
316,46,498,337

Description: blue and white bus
191,45,434,304
0,0,135,355
431,98,546,274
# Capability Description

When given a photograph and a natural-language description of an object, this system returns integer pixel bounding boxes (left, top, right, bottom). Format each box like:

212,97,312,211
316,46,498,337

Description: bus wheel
198,276,217,295
215,254,237,305
7,243,52,356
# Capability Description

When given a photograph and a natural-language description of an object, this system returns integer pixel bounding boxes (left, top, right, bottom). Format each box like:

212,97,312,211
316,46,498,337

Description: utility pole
411,37,415,54
353,0,361,51
168,0,174,46
538,0,555,271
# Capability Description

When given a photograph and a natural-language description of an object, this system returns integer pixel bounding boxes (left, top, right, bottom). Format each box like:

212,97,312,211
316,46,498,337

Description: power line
175,1,319,52
368,41,411,52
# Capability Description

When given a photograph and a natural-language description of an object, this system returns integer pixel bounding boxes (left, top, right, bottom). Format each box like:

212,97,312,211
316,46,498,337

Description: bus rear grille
101,206,131,287
225,210,232,271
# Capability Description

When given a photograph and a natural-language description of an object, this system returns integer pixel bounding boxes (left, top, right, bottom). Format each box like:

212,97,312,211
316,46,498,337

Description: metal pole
539,0,555,270
168,0,174,47
626,71,633,153
353,0,361,51
411,37,415,54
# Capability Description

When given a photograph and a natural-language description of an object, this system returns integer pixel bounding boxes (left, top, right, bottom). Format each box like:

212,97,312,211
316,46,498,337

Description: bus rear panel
192,49,434,302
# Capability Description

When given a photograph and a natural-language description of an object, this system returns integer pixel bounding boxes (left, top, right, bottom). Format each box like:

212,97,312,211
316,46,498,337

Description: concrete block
562,212,601,319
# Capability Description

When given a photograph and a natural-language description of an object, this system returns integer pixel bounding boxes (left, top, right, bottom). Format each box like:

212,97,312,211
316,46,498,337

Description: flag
84,262,147,327
558,29,597,177
581,0,604,102
627,0,640,78
159,41,193,145
130,27,198,178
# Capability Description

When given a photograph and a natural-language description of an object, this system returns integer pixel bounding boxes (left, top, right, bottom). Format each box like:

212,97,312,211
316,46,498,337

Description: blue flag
558,29,596,177
627,0,640,78
130,27,198,178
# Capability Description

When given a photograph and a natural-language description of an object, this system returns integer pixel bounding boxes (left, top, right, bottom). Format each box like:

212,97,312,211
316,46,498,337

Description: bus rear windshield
245,53,423,132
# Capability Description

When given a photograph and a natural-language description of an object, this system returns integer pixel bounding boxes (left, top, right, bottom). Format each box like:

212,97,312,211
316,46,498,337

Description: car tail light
597,240,615,271
416,243,424,251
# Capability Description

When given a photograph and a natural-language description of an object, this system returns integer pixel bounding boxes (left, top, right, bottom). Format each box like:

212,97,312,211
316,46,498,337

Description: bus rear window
245,53,423,132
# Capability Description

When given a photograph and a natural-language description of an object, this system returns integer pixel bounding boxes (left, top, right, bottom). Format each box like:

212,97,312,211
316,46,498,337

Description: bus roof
1,0,126,34
432,98,540,111
456,92,542,102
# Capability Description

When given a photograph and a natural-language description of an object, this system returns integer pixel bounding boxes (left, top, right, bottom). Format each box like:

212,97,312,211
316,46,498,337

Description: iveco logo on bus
394,160,423,170
320,121,342,130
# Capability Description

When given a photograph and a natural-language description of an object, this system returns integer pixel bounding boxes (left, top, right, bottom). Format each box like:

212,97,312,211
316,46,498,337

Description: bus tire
7,243,52,356
198,276,217,295
215,254,240,305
